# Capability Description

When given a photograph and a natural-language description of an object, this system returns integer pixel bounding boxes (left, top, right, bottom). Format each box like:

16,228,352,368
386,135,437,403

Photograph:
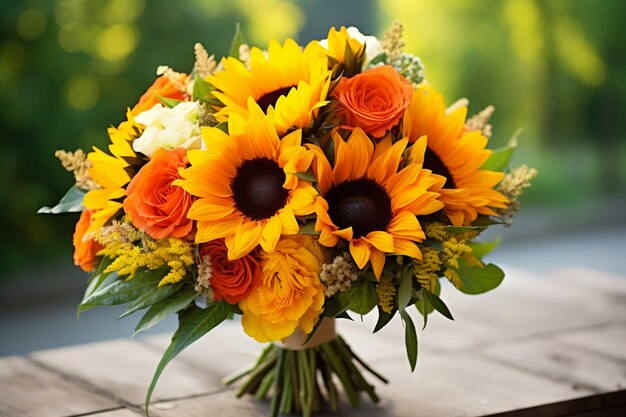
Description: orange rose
73,210,103,272
131,74,188,115
123,147,194,239
199,239,261,304
333,65,413,137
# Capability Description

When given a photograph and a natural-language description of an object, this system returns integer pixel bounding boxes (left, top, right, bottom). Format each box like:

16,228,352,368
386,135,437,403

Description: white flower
133,101,202,158
318,26,383,69
346,26,383,67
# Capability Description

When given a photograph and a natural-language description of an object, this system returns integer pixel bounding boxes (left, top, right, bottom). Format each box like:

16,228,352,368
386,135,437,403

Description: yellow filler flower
207,39,331,134
83,110,144,233
309,128,445,279
240,238,325,342
176,101,318,260
403,85,508,226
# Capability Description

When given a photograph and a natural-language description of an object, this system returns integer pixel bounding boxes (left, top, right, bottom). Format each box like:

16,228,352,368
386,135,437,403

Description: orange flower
73,210,103,273
123,148,194,239
131,74,187,116
333,65,413,137
199,239,261,304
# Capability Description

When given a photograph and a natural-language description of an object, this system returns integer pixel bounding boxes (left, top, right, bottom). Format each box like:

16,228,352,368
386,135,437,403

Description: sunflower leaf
132,288,197,337
78,267,168,314
38,186,85,214
422,290,454,321
193,73,213,101
397,268,413,311
155,94,183,108
145,301,233,414
119,281,184,319
400,310,418,371
456,260,505,294
468,239,501,260
481,131,520,171
373,305,396,333
228,22,247,59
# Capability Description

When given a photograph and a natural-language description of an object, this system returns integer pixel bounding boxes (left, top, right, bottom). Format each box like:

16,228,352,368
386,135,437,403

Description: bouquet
41,22,536,417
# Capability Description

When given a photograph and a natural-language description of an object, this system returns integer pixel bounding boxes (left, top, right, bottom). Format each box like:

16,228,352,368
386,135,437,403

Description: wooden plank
0,355,118,417
88,409,145,417
30,339,223,406
553,323,626,362
479,338,626,393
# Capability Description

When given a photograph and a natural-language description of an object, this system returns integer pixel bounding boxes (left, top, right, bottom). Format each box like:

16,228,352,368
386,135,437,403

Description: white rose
318,26,383,69
346,26,383,67
133,101,202,158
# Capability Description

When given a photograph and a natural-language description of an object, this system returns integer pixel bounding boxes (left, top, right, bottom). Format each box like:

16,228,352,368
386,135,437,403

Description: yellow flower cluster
497,165,538,226
414,247,442,292
377,275,396,314
94,220,194,287
419,223,482,289
381,21,405,61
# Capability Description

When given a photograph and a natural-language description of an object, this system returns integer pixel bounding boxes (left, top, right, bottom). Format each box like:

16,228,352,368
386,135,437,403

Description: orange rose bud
333,65,413,137
131,74,188,116
73,209,103,273
123,147,194,239
199,239,261,304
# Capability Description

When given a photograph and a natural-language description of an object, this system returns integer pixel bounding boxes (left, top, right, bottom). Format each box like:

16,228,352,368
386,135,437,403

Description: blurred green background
1,0,625,277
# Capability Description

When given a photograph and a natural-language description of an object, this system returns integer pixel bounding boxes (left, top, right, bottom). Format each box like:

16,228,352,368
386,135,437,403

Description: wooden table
2,266,625,417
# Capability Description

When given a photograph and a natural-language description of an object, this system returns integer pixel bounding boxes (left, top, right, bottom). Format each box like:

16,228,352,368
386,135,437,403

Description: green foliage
338,279,378,316
456,260,505,295
399,310,418,371
422,290,454,320
228,22,248,58
132,288,197,336
37,186,85,214
156,95,183,108
468,239,501,260
481,135,518,172
146,301,234,413
78,267,169,314
119,281,184,319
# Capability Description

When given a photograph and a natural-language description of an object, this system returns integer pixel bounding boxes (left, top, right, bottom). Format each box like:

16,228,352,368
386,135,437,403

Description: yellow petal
363,231,394,252
349,239,371,269
346,128,374,179
394,239,422,260
195,216,242,243
370,249,386,280
260,215,282,253
229,221,263,259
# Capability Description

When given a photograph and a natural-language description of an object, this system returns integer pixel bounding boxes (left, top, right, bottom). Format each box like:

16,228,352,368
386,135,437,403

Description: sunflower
207,39,331,134
176,102,318,260
309,128,445,279
83,110,144,233
402,85,508,226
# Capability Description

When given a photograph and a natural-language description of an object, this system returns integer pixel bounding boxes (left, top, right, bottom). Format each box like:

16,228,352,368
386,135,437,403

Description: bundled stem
223,335,387,417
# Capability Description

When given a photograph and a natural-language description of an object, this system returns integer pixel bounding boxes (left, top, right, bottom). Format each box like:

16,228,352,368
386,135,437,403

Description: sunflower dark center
423,147,456,189
231,158,288,221
325,178,393,239
256,86,295,112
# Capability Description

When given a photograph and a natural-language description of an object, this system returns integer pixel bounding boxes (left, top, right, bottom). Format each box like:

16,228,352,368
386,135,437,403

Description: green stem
321,343,360,407
269,348,285,417
333,339,380,403
338,336,389,384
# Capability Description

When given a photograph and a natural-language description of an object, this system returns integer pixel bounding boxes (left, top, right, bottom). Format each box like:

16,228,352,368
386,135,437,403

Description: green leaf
415,280,440,328
132,288,197,336
215,121,228,133
422,290,454,321
443,225,485,234
145,301,233,412
155,94,183,108
298,221,319,235
193,72,213,101
294,170,317,183
78,267,168,313
339,281,378,315
400,310,418,371
119,281,183,319
481,131,520,171
78,257,117,315
228,22,247,58
38,186,85,214
397,269,413,311
373,305,396,333
468,239,501,260
456,260,505,295
368,51,387,66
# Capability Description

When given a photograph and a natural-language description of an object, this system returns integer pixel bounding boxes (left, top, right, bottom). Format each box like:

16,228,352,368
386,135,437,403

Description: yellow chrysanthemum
403,85,508,226
207,39,331,135
83,110,144,233
240,238,325,343
176,101,318,260
309,128,445,279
